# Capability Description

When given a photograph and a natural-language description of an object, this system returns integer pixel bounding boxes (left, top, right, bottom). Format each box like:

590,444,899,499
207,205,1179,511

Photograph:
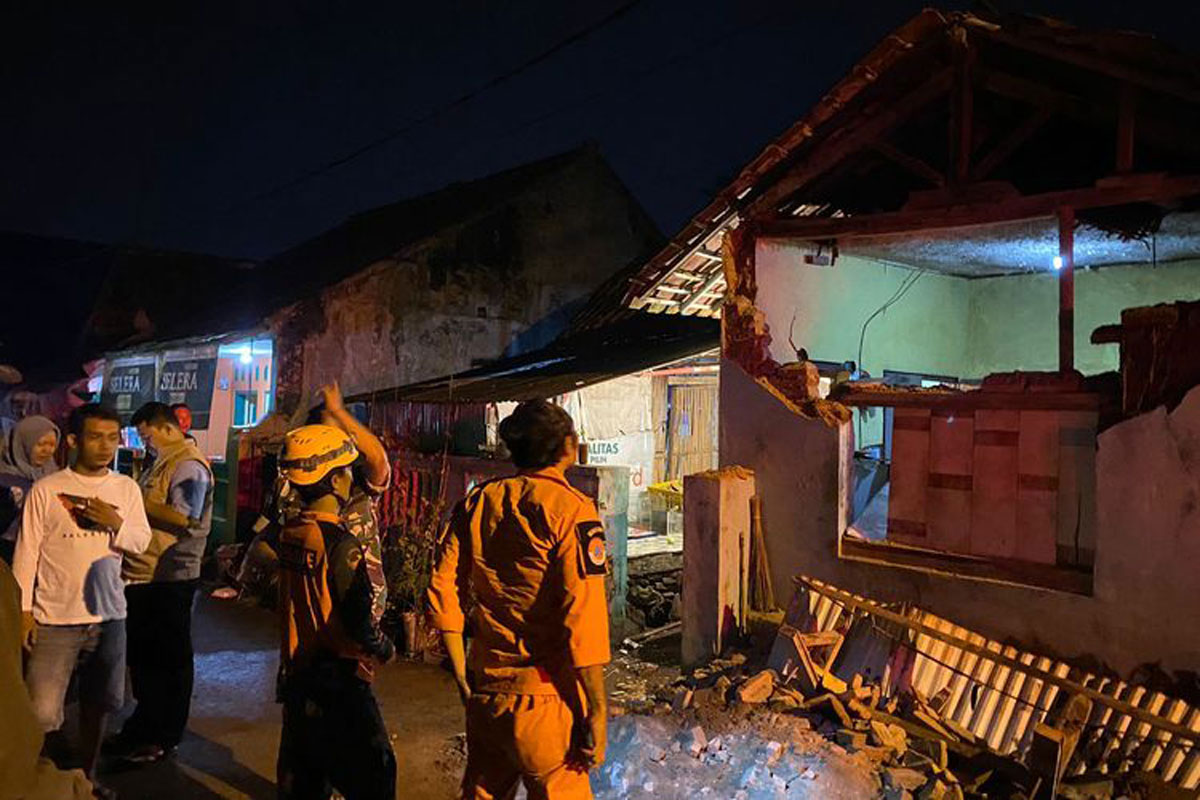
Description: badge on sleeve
577,521,608,578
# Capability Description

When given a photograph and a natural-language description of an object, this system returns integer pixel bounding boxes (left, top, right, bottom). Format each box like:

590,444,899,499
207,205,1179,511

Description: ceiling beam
756,173,1200,242
740,68,955,220
983,70,1200,160
980,26,1200,107
970,105,1052,181
679,267,728,314
630,209,737,307
871,141,945,187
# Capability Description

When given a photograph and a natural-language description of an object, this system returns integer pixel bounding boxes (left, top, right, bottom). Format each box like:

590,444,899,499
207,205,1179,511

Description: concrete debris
682,725,708,757
886,767,929,792
594,715,879,800
736,670,777,704
870,721,909,755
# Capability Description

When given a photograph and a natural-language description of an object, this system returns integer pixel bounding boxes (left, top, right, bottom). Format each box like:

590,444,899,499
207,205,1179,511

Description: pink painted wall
720,357,1200,676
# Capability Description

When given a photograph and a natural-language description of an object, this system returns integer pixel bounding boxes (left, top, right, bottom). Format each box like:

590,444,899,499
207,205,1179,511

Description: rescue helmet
279,425,358,486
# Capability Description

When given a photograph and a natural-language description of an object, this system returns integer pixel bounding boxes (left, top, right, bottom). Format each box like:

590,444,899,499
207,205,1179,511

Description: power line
220,0,650,215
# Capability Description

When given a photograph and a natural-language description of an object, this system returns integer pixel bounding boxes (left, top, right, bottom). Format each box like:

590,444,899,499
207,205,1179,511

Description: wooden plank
970,105,1052,181
755,173,1200,241
795,577,1200,745
838,537,1094,595
742,68,956,218
1059,206,1075,373
835,389,1100,411
872,140,946,187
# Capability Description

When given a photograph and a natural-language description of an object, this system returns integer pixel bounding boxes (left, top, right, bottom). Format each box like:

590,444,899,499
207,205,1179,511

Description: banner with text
101,362,158,424
157,357,219,430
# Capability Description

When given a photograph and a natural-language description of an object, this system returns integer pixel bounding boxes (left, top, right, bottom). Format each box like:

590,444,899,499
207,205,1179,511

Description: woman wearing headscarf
0,416,60,565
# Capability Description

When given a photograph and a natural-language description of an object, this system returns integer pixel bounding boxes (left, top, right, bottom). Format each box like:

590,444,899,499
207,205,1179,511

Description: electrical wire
852,267,925,443
856,268,926,373
222,0,650,214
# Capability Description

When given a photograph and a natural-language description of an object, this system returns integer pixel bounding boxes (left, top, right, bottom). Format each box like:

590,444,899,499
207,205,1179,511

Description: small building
356,269,720,630
97,145,661,458
628,10,1200,677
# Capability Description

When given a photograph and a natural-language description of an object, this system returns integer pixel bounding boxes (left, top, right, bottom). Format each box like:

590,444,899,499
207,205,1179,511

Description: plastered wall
721,357,1200,675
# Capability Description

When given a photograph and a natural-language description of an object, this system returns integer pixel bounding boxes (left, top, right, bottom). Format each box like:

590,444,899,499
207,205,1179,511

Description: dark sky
3,1,1198,260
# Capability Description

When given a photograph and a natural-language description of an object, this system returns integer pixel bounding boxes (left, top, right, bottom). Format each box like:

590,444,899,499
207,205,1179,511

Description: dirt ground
100,594,465,800
89,599,880,800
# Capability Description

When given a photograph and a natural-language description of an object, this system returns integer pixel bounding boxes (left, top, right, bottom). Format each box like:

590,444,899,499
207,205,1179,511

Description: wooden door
665,380,718,480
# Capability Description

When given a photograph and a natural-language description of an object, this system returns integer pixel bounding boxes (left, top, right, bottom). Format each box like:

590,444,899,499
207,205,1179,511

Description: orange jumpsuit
427,467,611,800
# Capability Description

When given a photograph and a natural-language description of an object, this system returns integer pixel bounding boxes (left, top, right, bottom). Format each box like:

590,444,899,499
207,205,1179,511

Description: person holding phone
12,404,152,799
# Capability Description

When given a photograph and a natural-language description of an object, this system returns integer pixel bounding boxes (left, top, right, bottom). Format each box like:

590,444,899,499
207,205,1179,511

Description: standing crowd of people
0,384,611,800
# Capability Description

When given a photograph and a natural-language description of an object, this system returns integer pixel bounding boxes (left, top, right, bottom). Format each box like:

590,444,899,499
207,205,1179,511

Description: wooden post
1058,206,1075,374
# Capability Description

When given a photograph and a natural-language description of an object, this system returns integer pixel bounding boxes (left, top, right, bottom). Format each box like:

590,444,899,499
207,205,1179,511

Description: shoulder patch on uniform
577,520,608,578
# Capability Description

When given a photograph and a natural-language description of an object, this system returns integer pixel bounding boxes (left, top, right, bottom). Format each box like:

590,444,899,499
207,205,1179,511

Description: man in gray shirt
110,402,213,766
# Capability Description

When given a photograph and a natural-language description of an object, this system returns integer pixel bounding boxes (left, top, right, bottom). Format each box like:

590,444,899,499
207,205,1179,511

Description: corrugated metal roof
349,311,719,404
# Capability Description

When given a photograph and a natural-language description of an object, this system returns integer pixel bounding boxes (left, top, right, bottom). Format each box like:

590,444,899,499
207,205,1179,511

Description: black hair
304,403,326,426
169,402,190,413
292,466,350,505
69,404,122,438
131,401,179,429
498,400,576,470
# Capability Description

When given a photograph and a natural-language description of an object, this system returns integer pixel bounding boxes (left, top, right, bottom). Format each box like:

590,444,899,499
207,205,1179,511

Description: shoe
117,743,172,766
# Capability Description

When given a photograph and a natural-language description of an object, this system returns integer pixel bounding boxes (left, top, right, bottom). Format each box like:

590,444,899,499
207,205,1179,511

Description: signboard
157,357,218,430
101,362,157,423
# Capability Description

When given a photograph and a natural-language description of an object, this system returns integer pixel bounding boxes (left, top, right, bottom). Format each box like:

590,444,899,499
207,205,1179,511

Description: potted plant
382,497,443,656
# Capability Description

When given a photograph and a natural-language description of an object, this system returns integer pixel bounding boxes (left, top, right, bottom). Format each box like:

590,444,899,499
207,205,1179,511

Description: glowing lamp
1053,256,1063,270
239,352,253,365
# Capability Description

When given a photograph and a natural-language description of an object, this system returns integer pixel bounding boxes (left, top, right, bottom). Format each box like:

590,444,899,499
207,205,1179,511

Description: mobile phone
57,493,109,531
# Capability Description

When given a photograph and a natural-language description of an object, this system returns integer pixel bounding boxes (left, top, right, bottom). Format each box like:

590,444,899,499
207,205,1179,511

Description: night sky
4,1,1198,260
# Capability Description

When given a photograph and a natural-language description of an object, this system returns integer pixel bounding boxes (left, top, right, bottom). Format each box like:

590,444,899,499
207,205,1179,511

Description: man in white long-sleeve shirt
13,404,152,796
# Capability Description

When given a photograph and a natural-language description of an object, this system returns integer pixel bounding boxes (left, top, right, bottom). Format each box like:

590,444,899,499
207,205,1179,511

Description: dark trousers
277,660,396,800
121,579,198,748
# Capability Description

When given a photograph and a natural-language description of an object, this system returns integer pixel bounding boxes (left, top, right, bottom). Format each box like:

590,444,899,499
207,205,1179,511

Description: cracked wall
267,154,660,413
722,358,1200,675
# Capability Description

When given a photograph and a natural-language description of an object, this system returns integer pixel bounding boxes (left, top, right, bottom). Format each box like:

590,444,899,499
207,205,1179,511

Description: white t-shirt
13,468,152,625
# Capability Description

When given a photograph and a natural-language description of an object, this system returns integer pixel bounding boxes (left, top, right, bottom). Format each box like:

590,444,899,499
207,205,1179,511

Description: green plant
382,497,444,615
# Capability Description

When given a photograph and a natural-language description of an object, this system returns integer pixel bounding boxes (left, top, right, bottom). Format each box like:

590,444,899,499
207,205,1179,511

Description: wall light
239,352,253,365
1053,256,1064,270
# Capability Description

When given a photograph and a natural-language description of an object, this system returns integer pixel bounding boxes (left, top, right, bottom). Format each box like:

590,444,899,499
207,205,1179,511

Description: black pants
277,660,396,800
121,579,198,748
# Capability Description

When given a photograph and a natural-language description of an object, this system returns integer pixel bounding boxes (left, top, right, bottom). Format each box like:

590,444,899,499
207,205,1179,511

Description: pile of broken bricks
665,659,1010,800
646,654,1195,800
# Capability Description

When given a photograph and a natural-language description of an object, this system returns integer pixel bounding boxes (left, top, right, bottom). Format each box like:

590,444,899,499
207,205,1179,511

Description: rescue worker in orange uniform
275,425,396,800
428,399,610,800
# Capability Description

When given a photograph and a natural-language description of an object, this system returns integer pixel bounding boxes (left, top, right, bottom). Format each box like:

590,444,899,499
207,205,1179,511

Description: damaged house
627,10,1200,790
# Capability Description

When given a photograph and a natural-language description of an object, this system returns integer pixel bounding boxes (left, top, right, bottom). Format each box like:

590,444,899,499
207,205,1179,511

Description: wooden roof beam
980,26,1200,107
970,105,1053,181
984,71,1200,160
741,67,955,221
756,172,1200,242
871,141,945,187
